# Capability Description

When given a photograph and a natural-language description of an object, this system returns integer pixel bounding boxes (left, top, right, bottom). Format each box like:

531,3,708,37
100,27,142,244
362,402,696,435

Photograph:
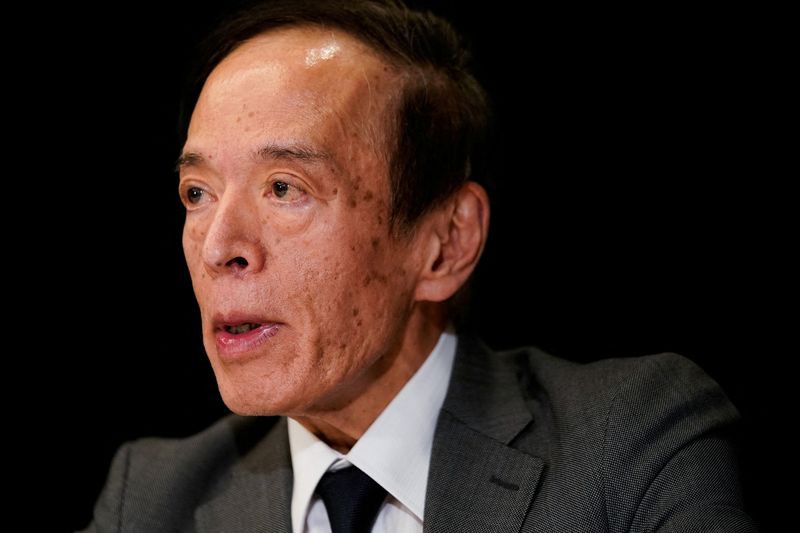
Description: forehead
188,26,400,149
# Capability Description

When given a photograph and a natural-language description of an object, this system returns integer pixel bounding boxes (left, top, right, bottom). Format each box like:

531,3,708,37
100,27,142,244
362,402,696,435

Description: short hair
179,0,491,234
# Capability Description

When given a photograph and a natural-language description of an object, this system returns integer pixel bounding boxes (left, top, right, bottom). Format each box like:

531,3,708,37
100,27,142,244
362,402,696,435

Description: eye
273,181,290,198
187,187,205,204
180,185,212,209
268,178,306,203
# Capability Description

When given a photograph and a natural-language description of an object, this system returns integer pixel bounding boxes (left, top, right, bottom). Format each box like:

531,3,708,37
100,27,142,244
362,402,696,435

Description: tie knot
315,466,388,533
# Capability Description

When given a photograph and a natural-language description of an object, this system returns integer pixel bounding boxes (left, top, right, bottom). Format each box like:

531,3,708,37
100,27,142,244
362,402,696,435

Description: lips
212,313,283,361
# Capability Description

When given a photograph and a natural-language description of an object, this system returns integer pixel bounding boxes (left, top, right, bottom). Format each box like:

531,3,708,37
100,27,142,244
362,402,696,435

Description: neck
293,303,447,453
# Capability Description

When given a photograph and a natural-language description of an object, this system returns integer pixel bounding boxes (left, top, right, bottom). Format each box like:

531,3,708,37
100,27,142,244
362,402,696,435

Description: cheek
182,218,207,276
299,231,404,337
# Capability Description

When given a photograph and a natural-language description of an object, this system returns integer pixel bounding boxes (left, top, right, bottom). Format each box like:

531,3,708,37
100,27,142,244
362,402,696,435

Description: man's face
180,28,424,416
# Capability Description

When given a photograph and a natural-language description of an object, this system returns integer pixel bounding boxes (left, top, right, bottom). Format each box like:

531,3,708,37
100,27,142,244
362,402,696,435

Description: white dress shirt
288,329,457,533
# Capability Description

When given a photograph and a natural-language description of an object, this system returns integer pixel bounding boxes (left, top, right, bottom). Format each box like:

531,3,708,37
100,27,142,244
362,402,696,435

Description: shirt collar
288,328,457,532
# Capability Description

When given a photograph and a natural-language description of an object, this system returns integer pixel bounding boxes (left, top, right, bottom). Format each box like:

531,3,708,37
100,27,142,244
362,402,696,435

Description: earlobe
414,181,490,302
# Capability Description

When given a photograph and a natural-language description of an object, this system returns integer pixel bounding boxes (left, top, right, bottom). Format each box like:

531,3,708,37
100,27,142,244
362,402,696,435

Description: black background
26,1,785,531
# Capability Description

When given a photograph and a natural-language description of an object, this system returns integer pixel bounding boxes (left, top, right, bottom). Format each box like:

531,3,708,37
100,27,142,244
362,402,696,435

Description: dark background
28,1,785,531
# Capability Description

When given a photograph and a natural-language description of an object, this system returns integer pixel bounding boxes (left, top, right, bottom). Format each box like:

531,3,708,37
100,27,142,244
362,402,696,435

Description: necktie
315,465,388,533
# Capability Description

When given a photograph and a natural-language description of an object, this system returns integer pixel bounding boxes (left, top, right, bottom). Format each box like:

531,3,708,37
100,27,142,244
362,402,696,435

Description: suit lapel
196,417,293,533
424,336,544,533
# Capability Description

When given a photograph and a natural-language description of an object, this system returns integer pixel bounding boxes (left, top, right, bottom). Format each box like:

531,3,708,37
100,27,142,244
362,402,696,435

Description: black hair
179,0,491,233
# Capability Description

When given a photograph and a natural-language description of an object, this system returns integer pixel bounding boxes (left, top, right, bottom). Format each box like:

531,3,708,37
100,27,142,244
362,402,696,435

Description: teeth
225,323,261,334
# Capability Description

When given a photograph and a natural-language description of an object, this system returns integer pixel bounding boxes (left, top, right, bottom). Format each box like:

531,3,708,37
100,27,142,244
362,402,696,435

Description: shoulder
488,345,752,530
124,413,277,471
503,345,736,422
137,414,277,469
452,335,738,437
507,345,741,452
86,415,282,532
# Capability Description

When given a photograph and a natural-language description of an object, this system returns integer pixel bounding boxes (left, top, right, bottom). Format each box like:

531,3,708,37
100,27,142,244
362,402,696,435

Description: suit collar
424,335,544,533
196,416,293,533
441,335,533,444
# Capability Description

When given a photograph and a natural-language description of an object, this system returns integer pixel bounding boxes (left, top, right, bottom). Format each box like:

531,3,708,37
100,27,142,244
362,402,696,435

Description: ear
414,181,490,303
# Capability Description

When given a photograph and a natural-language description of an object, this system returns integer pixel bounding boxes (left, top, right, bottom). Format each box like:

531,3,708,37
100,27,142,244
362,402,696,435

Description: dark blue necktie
315,465,388,533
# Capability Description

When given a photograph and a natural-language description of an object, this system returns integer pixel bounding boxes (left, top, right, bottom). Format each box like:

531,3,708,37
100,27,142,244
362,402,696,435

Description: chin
202,337,280,414
212,363,311,417
202,330,345,417
217,380,283,416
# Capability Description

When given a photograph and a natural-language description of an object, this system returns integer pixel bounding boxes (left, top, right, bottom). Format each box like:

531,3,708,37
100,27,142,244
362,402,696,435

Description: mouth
212,315,283,360
223,322,264,335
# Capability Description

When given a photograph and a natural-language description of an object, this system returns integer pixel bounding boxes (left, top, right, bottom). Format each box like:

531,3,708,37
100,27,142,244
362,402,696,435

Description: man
83,1,757,531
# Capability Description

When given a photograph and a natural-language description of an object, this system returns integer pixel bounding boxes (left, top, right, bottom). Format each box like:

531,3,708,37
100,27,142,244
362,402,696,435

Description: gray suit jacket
83,336,758,532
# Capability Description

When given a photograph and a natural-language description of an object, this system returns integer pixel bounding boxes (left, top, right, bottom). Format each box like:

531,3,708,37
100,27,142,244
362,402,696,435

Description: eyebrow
175,143,332,172
255,142,332,164
175,152,204,171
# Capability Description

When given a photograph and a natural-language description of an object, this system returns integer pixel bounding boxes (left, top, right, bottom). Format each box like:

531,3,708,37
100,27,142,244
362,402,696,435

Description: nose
201,192,266,278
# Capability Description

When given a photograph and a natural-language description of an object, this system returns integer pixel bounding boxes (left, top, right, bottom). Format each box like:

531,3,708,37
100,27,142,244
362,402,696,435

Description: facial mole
349,198,357,208
356,319,363,327
332,187,338,194
362,274,372,287
352,308,359,317
371,238,379,249
363,191,373,201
